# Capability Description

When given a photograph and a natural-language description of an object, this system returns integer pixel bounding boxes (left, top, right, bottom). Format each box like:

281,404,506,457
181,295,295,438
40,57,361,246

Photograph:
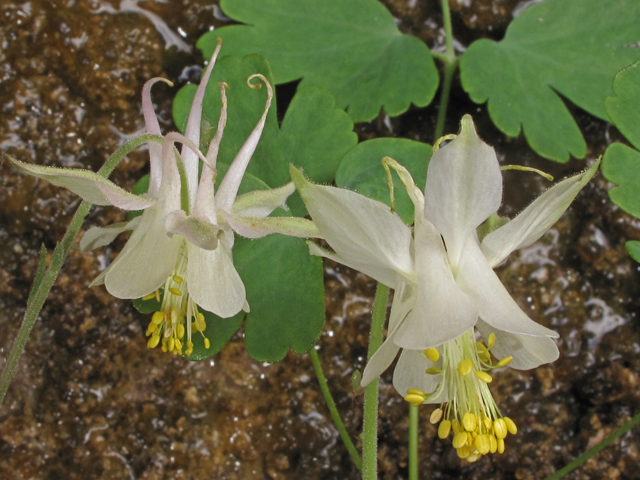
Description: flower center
142,242,210,356
404,329,517,462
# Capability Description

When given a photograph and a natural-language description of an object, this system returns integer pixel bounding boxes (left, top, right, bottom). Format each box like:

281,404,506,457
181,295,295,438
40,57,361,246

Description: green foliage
602,143,640,219
173,54,357,215
625,241,640,262
198,0,438,122
335,138,431,224
186,310,245,360
605,62,640,151
460,0,640,163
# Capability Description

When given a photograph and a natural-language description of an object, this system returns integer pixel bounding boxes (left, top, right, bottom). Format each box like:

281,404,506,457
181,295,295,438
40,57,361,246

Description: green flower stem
0,135,161,407
362,283,390,480
433,0,460,141
544,411,640,480
408,404,419,480
309,347,363,472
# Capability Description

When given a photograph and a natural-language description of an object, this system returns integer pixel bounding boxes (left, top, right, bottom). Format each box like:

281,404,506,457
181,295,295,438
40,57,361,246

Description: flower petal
186,234,246,318
394,218,477,349
476,319,559,370
104,204,182,298
233,182,295,218
481,158,601,267
80,217,141,251
457,235,559,338
393,349,443,402
220,211,320,239
216,74,274,212
165,210,220,250
424,115,502,269
292,166,415,283
142,77,172,198
361,279,416,387
9,156,155,209
308,242,399,289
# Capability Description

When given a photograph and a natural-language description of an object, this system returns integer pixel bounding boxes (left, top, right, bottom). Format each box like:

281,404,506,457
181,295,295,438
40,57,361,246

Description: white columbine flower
10,41,318,356
291,115,600,461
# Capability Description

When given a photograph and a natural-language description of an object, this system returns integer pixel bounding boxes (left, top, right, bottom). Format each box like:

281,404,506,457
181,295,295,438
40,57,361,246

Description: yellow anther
407,388,427,396
476,341,488,352
147,335,160,349
172,275,184,283
466,452,481,463
504,417,517,435
404,394,426,404
452,420,463,434
167,338,175,353
497,438,505,454
475,371,493,383
462,412,477,432
487,333,496,349
479,351,492,363
482,415,492,431
169,287,182,296
185,341,194,355
176,324,185,340
457,359,473,376
489,434,498,454
425,367,440,375
161,338,168,352
430,408,444,424
195,313,206,331
147,320,158,333
497,356,513,368
142,292,157,301
424,347,440,362
155,289,161,302
493,418,507,439
204,338,211,349
152,311,164,325
456,444,472,459
452,431,468,449
175,338,182,352
474,434,491,455
437,419,451,438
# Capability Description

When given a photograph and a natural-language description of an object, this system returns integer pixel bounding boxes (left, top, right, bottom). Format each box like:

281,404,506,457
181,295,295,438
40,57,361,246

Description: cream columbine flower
10,40,318,356
291,115,600,461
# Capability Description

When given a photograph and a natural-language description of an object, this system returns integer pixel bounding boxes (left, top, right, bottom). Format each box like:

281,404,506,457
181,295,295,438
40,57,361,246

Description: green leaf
625,241,640,263
197,0,438,122
133,295,161,314
235,234,325,362
185,310,245,360
27,244,48,308
602,142,640,219
335,138,431,224
173,54,357,215
460,0,640,162
605,61,640,151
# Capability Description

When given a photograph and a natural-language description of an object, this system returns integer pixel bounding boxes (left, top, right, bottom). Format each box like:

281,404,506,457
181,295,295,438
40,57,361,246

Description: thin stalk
0,135,160,406
362,283,390,480
309,347,363,472
544,411,640,480
408,404,419,480
433,0,459,142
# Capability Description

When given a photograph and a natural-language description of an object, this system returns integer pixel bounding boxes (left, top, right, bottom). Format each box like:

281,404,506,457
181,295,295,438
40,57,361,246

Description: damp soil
0,1,639,479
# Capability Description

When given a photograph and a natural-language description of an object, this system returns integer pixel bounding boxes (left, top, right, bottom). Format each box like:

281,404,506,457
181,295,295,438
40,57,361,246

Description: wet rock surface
1,0,639,479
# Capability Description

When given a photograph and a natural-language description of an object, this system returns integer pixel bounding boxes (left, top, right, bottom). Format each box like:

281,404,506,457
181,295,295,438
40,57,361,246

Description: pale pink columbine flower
10,41,318,355
292,115,599,460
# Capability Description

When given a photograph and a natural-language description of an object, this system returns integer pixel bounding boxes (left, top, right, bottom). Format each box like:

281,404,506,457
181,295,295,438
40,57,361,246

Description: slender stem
0,135,160,407
309,347,363,472
433,0,459,142
544,411,640,480
362,283,390,480
408,404,419,480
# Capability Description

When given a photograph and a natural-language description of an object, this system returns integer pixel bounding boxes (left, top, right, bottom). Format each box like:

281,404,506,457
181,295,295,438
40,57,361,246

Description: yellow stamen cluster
404,329,516,462
142,246,211,356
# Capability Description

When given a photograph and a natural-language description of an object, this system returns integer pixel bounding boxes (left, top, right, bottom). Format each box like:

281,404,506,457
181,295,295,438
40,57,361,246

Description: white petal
292,166,415,283
142,77,172,198
104,205,182,298
361,279,416,387
308,242,399,289
481,158,601,267
80,217,141,251
221,211,320,239
424,115,502,269
216,75,274,212
457,235,559,338
476,319,559,370
233,182,296,218
393,349,442,402
186,236,246,318
9,156,154,208
394,218,477,350
165,210,220,250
